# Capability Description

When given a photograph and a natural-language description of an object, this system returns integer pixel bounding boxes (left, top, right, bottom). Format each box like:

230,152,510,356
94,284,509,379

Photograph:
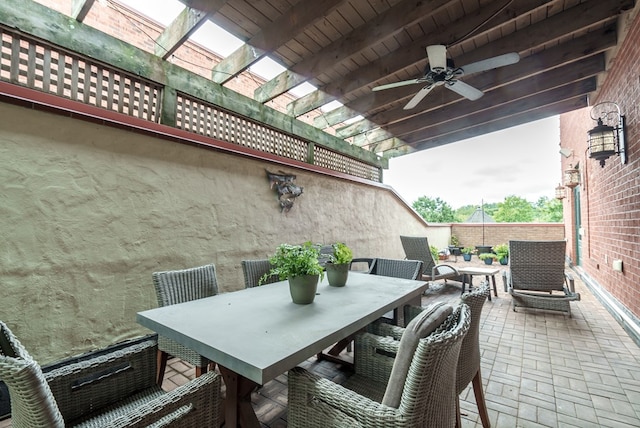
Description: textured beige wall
0,101,430,363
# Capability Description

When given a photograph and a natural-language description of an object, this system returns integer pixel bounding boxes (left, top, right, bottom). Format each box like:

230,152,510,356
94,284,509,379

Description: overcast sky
383,116,562,208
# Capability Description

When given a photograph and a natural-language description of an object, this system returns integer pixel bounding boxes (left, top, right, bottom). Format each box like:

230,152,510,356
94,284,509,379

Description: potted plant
260,242,325,304
461,246,475,262
430,245,439,262
448,235,462,256
478,252,498,265
493,243,509,265
325,242,353,287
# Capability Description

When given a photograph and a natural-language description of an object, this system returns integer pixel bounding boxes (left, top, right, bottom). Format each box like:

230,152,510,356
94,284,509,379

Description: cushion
381,301,453,408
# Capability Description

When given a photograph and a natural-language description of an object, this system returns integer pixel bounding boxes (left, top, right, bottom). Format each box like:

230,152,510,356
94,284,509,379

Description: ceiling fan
372,45,520,110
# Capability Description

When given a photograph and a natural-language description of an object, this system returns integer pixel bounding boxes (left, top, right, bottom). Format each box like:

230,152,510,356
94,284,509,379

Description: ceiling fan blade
404,84,436,110
372,79,421,91
446,80,484,101
426,45,447,72
460,52,520,75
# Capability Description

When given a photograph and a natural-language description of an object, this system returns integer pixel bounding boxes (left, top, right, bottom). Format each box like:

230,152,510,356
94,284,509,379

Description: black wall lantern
555,184,566,200
564,164,580,188
587,102,627,167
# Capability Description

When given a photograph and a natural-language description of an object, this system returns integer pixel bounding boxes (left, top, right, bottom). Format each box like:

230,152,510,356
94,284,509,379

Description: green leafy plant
461,246,475,255
450,235,460,247
329,242,353,265
260,242,325,285
430,245,439,262
493,243,509,260
478,252,498,261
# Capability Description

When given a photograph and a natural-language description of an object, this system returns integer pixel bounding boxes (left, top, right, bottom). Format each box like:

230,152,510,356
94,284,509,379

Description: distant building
466,207,495,223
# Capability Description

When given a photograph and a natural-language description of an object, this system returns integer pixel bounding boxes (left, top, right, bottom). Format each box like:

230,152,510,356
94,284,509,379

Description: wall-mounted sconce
564,164,580,188
555,184,566,200
587,101,627,167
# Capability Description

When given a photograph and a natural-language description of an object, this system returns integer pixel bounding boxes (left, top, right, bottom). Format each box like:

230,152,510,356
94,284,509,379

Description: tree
493,195,535,222
412,196,456,223
534,196,563,222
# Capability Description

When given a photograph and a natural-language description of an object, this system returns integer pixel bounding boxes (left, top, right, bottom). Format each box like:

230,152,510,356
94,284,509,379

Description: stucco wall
0,101,431,363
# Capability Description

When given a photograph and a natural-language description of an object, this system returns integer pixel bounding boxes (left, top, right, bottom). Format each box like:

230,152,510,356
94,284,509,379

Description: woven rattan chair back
0,321,65,427
509,240,567,292
241,259,277,288
456,285,490,427
372,258,422,280
152,263,219,384
399,235,436,277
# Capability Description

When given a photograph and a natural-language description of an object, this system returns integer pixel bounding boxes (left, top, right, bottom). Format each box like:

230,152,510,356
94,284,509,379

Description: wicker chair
502,240,580,316
349,257,376,273
371,258,423,325
289,302,470,428
241,259,278,288
400,235,461,284
0,321,221,427
403,285,491,427
152,263,219,385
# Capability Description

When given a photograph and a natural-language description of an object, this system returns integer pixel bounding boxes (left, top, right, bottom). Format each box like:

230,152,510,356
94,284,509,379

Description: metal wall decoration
266,170,303,212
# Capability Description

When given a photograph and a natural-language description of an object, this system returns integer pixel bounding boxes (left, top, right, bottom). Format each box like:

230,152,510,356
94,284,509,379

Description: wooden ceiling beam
253,0,454,103
291,0,548,117
335,23,617,138
324,0,629,131
382,55,605,138
71,0,96,22
155,5,220,59
400,78,597,146
383,97,588,157
211,0,345,84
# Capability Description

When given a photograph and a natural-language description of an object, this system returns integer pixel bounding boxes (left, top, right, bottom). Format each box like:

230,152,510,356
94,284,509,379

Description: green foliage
454,205,476,222
260,242,325,284
461,246,475,255
493,195,534,222
450,235,460,246
412,196,456,223
493,243,509,259
330,242,353,264
429,245,439,261
478,252,498,261
534,196,563,222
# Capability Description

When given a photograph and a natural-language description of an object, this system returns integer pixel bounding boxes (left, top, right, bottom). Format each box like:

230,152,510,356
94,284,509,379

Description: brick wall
451,223,565,249
559,8,640,319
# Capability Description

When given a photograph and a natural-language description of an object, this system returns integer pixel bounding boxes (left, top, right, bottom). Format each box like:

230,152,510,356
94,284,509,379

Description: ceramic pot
325,263,349,287
288,274,319,304
483,258,494,265
463,254,472,262
499,257,508,265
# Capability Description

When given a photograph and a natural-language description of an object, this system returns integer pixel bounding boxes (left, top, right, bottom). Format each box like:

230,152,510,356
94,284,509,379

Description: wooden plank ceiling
77,0,636,158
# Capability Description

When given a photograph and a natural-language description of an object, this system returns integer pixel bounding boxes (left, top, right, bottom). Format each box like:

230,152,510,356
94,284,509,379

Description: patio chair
241,258,278,288
288,302,470,427
349,257,376,273
503,240,580,316
371,258,423,324
400,235,461,284
152,263,219,385
402,285,491,427
0,320,221,427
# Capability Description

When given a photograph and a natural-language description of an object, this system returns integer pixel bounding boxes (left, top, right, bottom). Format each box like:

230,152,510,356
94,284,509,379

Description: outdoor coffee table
137,272,428,427
458,266,500,300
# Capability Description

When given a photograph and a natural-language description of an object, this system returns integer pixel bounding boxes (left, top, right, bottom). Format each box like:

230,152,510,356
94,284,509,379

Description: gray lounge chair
502,240,580,316
400,235,461,284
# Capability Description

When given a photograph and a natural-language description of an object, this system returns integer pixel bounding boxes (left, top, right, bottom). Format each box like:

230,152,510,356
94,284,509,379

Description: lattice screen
0,26,381,182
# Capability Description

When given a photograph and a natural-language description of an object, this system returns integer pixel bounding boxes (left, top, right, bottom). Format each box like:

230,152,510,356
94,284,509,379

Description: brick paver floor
2,258,639,427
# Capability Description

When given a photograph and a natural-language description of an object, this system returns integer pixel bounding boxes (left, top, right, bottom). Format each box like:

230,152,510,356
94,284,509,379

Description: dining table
136,271,428,427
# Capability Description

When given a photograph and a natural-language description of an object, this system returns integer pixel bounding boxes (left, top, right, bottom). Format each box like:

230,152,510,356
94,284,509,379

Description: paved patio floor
2,259,639,427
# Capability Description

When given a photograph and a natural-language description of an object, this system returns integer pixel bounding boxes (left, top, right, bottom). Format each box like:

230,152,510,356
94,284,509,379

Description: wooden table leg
219,365,260,428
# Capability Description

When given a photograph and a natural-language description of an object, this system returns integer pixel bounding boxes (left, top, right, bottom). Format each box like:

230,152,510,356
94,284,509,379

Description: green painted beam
0,0,386,169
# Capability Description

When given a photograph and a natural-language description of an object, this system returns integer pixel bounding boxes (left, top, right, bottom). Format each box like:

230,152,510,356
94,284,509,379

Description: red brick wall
559,9,640,318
